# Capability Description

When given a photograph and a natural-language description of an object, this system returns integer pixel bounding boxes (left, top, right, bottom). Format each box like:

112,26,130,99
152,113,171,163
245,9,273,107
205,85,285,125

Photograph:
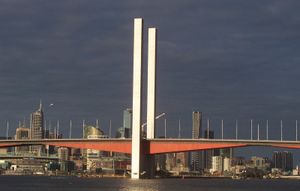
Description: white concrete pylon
147,27,157,139
131,18,143,179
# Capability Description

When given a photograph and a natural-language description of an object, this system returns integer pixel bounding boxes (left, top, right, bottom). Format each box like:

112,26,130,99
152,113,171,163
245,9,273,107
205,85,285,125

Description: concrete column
145,28,157,178
147,28,157,139
131,18,143,179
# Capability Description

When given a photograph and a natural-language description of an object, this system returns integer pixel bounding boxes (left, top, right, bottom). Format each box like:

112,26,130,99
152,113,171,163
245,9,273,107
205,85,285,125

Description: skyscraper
220,148,234,159
190,111,202,171
273,151,293,171
123,108,132,138
30,101,44,156
192,111,202,139
203,130,216,170
211,156,223,173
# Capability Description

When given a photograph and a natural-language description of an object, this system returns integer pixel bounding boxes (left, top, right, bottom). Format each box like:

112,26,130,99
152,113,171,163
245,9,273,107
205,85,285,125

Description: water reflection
119,179,161,191
1,176,300,191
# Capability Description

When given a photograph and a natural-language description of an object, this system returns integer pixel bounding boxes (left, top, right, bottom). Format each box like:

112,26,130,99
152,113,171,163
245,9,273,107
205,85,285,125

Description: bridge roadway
0,138,300,154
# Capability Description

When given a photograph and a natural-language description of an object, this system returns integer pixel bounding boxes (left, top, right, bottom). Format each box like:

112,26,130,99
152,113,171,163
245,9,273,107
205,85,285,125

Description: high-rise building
211,156,223,174
15,125,30,154
231,157,246,166
190,111,202,171
116,127,130,139
203,130,216,170
220,148,234,159
30,102,44,156
223,157,231,172
192,111,202,139
123,108,132,138
273,151,293,171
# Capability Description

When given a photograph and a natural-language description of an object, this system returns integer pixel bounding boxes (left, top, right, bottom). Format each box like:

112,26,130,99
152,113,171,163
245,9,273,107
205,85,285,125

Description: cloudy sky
1,0,300,161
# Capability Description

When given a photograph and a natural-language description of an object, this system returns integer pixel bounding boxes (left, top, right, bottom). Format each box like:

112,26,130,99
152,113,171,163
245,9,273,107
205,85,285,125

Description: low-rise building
210,156,223,174
223,157,231,172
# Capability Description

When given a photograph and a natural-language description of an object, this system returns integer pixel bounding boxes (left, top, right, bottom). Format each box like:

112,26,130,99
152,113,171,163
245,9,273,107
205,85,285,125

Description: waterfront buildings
10,159,45,174
0,101,297,177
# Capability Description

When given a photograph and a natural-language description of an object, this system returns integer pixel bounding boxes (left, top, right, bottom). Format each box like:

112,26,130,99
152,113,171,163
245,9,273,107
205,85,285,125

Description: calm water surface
0,176,300,191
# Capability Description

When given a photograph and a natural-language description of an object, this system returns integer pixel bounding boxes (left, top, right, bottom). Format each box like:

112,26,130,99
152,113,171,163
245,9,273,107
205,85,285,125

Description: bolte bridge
0,138,300,155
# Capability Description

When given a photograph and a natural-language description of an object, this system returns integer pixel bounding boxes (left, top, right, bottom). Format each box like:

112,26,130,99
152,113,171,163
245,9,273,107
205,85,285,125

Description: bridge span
1,138,300,154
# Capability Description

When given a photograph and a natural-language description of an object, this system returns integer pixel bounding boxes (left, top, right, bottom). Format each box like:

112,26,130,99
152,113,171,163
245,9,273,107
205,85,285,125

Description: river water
0,176,299,191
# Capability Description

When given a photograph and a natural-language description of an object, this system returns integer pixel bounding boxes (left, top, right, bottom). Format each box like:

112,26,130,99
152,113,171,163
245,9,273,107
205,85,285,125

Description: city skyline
1,1,300,162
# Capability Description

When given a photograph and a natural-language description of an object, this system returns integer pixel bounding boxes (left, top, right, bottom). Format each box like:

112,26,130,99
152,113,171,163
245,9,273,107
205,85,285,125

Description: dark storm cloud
1,0,300,154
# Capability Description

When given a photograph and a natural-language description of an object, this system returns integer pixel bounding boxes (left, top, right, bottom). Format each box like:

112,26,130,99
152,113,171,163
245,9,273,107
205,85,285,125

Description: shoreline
2,174,300,180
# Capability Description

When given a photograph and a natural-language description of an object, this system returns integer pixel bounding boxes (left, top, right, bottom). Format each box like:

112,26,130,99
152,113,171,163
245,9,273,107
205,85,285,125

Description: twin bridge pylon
131,18,157,179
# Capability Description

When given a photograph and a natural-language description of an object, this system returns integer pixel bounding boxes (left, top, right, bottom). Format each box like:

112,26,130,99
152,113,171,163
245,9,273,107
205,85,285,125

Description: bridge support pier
145,23,157,179
143,155,156,178
131,18,143,179
131,17,159,179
